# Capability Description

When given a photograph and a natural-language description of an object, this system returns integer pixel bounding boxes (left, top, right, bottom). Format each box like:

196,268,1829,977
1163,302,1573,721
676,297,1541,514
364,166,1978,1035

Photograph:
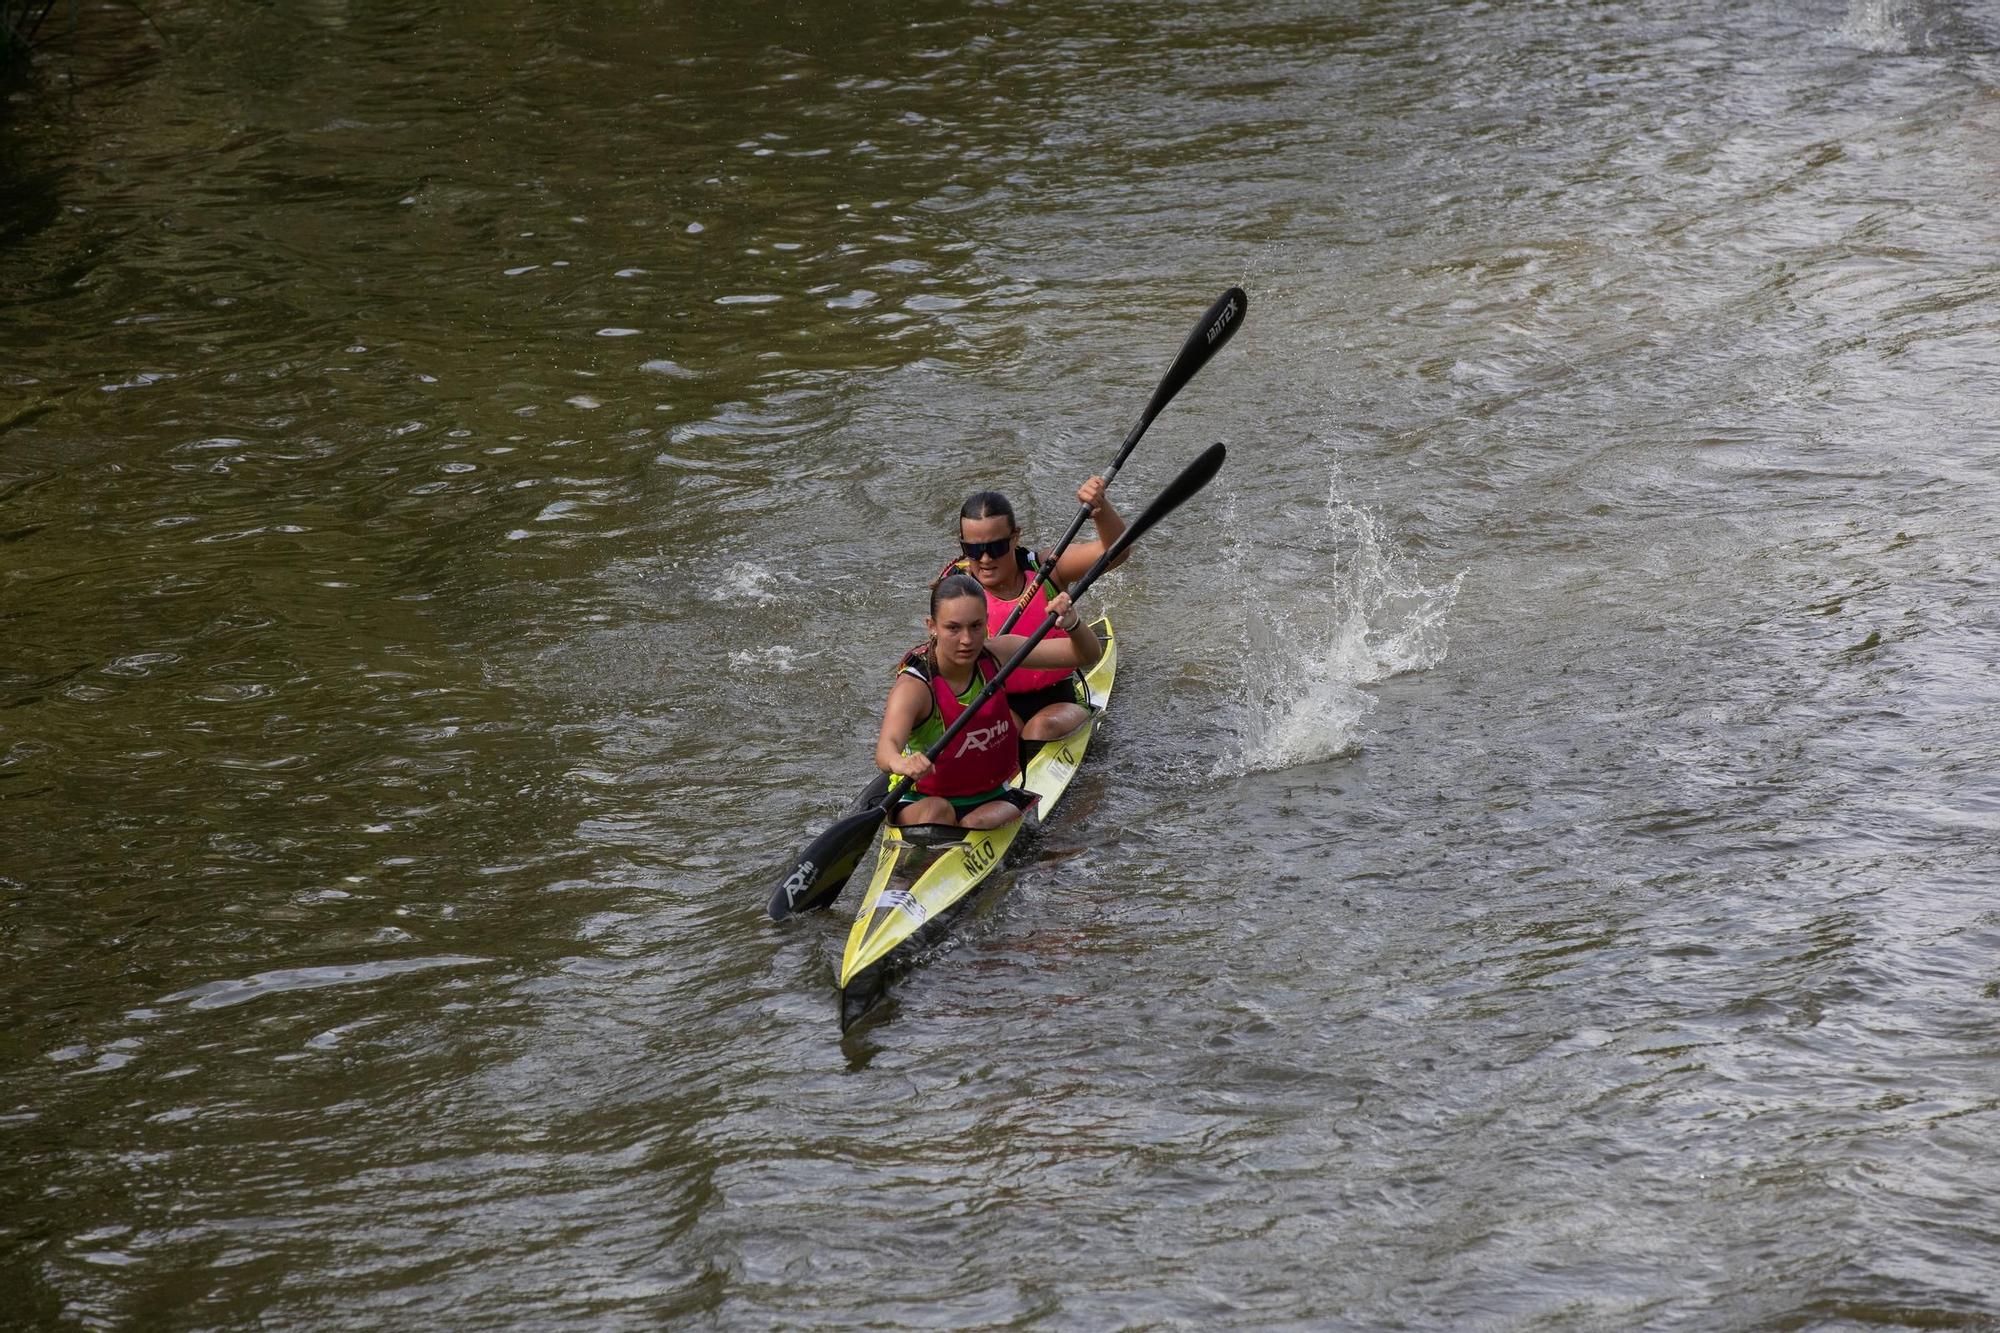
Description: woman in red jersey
875,573,1102,829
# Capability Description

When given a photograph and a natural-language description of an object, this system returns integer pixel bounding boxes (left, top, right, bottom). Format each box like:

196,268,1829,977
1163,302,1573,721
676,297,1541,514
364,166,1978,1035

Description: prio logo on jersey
954,722,1010,755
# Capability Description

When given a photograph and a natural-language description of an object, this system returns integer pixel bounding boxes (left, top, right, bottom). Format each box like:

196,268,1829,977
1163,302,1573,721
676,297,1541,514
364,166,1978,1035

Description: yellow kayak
837,616,1118,1029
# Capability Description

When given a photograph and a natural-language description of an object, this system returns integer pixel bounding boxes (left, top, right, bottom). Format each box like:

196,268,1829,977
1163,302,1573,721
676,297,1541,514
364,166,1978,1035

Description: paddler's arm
991,593,1102,672
1049,475,1129,586
874,674,935,781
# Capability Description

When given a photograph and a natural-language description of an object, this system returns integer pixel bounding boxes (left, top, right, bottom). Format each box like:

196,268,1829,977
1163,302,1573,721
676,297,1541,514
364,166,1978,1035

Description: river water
5,0,1999,1326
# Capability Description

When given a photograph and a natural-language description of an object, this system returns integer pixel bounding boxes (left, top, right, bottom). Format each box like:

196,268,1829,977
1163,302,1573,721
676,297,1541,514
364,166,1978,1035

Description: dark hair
902,572,989,673
959,491,1015,528
929,572,986,616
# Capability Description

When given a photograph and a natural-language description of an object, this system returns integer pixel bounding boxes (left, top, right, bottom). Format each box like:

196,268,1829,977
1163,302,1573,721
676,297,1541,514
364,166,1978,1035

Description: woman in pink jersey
944,475,1130,743
874,573,1104,829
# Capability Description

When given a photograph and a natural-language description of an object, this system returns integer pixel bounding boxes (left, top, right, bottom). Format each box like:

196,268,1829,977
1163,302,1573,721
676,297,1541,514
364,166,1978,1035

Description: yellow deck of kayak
837,617,1118,991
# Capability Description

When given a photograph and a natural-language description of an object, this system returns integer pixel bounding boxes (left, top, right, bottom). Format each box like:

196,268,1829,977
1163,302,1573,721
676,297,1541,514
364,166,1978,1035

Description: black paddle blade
1067,441,1228,604
1125,287,1247,453
1151,286,1247,416
1123,439,1226,548
766,806,885,920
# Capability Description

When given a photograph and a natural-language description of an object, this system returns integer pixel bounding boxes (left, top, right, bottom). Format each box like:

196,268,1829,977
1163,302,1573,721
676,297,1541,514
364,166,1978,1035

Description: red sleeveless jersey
902,650,1019,797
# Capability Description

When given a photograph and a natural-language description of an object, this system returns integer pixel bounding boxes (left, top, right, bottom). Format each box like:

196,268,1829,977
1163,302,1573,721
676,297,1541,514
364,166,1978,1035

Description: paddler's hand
890,753,933,780
1049,592,1080,631
1076,475,1107,516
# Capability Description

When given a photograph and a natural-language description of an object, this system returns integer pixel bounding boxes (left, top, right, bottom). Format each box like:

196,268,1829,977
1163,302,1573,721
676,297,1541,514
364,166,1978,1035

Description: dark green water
6,0,2000,1326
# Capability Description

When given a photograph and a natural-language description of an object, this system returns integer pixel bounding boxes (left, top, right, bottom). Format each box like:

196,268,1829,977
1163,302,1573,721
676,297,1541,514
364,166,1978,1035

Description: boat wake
1217,475,1462,776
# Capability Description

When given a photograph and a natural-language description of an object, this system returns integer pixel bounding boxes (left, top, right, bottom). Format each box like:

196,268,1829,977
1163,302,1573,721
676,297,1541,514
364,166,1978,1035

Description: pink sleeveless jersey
943,550,1075,695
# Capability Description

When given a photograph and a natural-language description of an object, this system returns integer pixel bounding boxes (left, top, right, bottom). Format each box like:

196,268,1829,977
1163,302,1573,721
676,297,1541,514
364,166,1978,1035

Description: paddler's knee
1021,702,1089,742
960,799,1026,830
894,796,957,827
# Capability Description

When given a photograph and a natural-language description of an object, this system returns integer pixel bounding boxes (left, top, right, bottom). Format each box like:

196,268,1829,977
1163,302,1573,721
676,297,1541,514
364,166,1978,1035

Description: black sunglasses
959,537,1012,561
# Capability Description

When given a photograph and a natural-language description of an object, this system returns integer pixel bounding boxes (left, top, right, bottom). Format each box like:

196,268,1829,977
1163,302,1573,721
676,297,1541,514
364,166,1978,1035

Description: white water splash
702,562,791,607
1218,479,1462,776
1836,0,1986,52
1839,0,1914,52
727,645,807,673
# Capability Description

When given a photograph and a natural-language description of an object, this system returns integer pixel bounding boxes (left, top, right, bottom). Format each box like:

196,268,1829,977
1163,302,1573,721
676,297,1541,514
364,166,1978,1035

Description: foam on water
703,561,790,607
727,645,806,673
1840,0,1918,52
1837,0,1994,53
1218,478,1462,776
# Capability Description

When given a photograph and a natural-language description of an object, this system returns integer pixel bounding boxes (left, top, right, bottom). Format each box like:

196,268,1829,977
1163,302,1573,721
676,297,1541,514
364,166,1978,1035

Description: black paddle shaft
997,287,1246,634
